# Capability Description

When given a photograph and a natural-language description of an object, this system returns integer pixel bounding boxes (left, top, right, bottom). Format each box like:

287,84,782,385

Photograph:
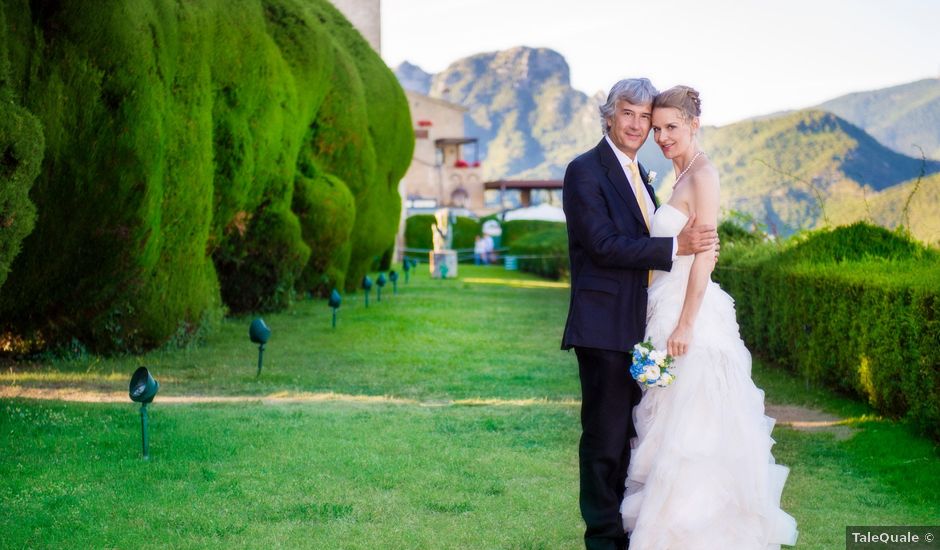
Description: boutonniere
647,171,657,186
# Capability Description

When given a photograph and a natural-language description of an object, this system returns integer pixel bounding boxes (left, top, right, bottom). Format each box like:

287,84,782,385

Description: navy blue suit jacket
561,138,674,353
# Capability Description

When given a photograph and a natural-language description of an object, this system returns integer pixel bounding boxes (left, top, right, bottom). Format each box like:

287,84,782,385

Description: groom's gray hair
599,78,658,134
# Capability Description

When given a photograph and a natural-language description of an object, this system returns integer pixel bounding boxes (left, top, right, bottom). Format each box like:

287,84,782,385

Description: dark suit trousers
576,346,643,550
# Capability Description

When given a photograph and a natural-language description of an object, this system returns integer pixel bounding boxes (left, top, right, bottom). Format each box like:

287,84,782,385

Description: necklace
672,151,704,189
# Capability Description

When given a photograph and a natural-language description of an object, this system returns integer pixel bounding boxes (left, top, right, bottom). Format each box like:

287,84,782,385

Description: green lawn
1,265,937,549
1,266,577,401
1,400,582,549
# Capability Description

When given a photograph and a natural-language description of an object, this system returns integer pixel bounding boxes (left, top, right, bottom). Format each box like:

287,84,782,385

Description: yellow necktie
628,162,653,286
628,162,650,230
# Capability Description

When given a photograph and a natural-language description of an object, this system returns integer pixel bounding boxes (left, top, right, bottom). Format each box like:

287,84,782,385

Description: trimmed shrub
509,226,569,280
0,96,42,293
714,223,940,440
215,204,311,314
453,217,483,252
293,166,355,296
404,215,481,254
782,222,931,263
0,0,224,351
306,0,413,292
0,0,412,351
0,5,42,293
404,215,435,251
501,220,565,247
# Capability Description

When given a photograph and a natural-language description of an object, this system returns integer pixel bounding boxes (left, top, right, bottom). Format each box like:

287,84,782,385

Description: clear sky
382,0,940,126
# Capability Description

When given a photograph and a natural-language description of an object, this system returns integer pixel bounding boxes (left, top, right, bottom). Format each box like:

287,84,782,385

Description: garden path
2,385,852,438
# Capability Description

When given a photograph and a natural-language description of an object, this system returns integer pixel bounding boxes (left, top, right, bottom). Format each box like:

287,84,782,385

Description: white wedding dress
620,204,799,549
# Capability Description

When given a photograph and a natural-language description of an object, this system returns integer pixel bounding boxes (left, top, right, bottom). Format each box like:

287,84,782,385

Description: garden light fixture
129,367,159,460
249,318,271,377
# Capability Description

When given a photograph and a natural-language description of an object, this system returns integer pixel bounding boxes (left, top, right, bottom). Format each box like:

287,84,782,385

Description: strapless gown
620,204,799,549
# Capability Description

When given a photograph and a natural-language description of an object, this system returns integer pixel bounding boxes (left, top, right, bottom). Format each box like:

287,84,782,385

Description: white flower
660,373,673,385
637,373,648,383
648,171,657,185
645,365,661,380
649,350,666,363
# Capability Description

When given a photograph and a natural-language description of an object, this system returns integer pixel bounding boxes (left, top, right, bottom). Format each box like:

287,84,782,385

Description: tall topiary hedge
304,0,413,291
293,163,355,296
0,0,412,351
0,3,42,294
714,223,940,440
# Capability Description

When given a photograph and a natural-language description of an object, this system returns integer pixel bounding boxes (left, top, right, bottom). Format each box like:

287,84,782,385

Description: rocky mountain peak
393,61,433,94
490,46,571,87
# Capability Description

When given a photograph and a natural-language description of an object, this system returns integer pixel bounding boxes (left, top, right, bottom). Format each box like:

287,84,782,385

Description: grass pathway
1,384,849,427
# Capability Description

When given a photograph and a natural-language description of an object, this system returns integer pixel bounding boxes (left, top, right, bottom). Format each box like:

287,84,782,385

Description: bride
619,86,799,549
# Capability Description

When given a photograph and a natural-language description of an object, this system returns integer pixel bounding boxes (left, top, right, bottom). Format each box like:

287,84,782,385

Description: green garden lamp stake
129,367,159,460
249,318,272,377
389,270,399,294
329,289,342,328
376,273,387,302
440,264,449,279
362,275,373,307
403,259,411,284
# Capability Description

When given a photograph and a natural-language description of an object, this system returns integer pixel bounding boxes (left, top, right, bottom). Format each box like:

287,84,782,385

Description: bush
307,1,413,292
404,215,481,254
0,0,411,351
714,223,940,440
509,226,568,280
0,97,42,293
215,204,311,314
501,220,565,247
783,222,933,263
293,166,355,296
717,219,762,247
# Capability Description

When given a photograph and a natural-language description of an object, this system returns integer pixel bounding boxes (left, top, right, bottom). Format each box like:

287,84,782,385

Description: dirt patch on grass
0,385,853,436
0,385,579,408
765,403,855,440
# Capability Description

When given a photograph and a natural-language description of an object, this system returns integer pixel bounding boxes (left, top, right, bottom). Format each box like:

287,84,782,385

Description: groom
561,78,718,550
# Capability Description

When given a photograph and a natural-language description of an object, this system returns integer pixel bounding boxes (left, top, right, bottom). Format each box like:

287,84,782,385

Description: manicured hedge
509,226,569,280
714,223,940,439
302,1,412,291
404,215,481,254
0,16,42,293
0,0,411,351
293,165,355,297
501,220,566,247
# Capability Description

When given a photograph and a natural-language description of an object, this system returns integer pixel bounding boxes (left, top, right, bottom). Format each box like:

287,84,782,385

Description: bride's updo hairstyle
653,85,702,121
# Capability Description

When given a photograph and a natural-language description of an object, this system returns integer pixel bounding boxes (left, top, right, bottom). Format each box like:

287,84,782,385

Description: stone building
400,90,484,213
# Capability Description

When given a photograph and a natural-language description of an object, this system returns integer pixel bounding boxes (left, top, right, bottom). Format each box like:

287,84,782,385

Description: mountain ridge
816,78,940,160
394,48,940,241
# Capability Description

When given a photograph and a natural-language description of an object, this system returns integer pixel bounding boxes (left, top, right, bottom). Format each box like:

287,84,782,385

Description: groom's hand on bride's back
676,213,720,256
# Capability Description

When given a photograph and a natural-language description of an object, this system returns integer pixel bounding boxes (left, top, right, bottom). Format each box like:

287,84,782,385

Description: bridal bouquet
630,340,676,387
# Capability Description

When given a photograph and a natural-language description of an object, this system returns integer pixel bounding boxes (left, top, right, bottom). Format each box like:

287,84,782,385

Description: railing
399,247,565,264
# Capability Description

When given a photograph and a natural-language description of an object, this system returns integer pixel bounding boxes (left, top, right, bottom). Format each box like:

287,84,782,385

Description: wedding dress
620,204,799,549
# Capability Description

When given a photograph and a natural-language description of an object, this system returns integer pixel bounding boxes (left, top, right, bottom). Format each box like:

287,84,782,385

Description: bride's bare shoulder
688,159,720,194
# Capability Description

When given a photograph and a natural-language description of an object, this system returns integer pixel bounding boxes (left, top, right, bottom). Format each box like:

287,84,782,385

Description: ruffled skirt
620,277,798,549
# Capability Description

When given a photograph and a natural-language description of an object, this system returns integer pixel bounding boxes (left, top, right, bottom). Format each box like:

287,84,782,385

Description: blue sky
382,0,940,126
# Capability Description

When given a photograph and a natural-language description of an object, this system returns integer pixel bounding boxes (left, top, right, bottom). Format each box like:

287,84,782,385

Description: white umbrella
503,204,566,223
482,219,503,236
